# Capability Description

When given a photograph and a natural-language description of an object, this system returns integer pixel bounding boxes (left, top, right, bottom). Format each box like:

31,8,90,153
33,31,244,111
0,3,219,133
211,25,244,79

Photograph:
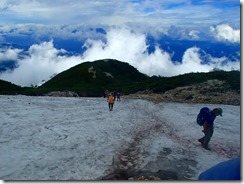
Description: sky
0,0,241,87
0,95,240,181
0,0,240,27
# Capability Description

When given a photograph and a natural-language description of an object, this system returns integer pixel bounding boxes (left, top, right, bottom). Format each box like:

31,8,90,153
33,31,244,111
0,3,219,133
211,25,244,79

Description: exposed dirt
125,79,240,106
100,102,198,181
100,121,183,180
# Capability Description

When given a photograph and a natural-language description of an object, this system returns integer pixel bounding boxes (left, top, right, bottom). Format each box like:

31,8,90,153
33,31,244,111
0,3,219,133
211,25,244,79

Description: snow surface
0,95,240,180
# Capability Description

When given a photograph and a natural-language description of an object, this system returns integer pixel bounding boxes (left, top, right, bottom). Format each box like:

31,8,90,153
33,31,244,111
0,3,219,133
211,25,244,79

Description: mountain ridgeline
0,59,240,97
0,79,23,95
38,59,148,96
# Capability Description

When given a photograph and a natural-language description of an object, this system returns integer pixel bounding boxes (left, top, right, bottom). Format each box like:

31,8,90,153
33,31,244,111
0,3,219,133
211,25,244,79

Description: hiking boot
202,145,211,151
198,139,203,144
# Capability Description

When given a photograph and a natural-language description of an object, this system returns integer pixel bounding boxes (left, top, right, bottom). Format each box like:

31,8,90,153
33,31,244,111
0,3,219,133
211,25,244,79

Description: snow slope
0,95,240,180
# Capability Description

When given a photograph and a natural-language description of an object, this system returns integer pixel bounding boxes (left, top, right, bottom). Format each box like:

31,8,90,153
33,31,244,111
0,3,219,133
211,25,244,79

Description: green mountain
141,69,240,93
0,59,240,97
0,79,23,95
37,59,149,96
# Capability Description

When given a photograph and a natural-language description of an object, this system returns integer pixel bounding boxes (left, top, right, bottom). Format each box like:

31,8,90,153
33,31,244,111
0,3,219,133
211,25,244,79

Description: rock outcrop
125,80,240,106
45,91,79,97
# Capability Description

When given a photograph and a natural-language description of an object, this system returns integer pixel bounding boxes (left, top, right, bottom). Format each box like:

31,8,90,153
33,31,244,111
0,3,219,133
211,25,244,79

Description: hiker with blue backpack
197,107,223,150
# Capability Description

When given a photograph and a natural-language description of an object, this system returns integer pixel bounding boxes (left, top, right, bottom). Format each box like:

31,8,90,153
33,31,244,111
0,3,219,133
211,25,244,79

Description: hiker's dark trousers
201,125,214,147
108,103,114,111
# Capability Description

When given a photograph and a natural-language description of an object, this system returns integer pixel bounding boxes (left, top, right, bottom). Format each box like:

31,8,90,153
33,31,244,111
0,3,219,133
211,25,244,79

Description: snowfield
0,95,240,180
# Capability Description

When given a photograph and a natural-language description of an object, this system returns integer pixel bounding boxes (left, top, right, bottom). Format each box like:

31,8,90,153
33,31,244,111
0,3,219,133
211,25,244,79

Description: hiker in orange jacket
107,93,115,111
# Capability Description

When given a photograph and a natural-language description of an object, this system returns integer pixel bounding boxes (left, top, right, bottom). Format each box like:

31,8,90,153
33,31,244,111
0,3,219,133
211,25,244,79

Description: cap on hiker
213,108,223,116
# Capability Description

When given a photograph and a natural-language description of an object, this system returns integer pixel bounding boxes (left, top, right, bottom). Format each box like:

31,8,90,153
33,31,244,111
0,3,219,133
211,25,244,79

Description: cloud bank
0,28,240,87
210,24,240,43
0,0,240,28
0,48,22,61
0,23,240,45
0,42,83,86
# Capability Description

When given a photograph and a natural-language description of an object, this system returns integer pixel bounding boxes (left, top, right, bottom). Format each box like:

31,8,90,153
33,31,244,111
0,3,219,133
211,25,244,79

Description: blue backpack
197,107,210,126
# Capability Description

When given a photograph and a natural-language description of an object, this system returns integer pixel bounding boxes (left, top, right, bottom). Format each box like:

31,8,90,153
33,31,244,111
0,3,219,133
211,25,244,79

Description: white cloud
0,24,108,43
0,41,83,86
210,24,240,43
82,28,239,77
180,47,210,73
81,28,176,76
189,30,200,40
0,0,240,28
0,28,240,87
0,23,239,44
0,48,22,62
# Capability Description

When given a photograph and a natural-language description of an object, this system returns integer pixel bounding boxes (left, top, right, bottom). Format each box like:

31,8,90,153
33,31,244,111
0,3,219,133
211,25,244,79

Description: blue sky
0,0,241,87
0,0,240,28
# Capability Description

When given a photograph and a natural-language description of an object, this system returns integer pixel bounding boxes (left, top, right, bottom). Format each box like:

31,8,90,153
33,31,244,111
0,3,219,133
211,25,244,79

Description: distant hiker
103,91,106,98
116,92,121,101
197,107,223,150
107,93,115,111
104,89,109,98
113,91,117,99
